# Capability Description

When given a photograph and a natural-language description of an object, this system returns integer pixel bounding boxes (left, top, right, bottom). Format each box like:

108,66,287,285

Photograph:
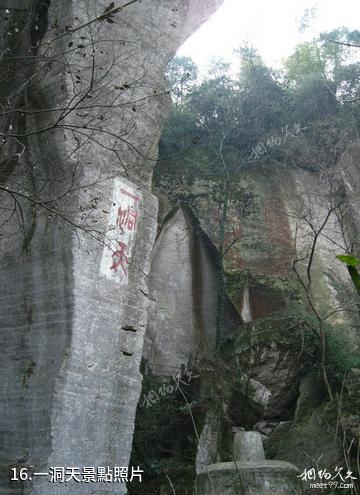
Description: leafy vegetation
128,369,206,494
337,254,360,292
139,28,360,494
327,327,360,386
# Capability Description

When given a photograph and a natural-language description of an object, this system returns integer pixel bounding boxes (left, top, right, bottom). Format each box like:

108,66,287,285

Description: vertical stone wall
0,1,224,493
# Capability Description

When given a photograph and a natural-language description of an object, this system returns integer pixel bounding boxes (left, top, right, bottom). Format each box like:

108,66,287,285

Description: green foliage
285,42,324,82
166,55,198,105
225,270,302,305
290,73,337,122
128,372,205,494
159,50,292,183
336,253,360,266
283,29,360,125
159,31,360,192
326,328,360,386
158,104,199,160
337,254,360,292
285,29,360,126
347,266,360,292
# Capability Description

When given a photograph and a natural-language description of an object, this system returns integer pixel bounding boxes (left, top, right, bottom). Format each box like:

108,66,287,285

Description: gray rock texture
196,460,303,495
144,204,241,375
0,1,224,494
155,163,360,337
196,426,302,494
144,206,218,373
196,410,221,474
233,431,265,463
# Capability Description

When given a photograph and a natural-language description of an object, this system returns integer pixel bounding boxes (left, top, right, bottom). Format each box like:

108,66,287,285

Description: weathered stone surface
0,1,224,494
242,333,304,419
233,431,265,463
155,162,360,335
144,205,240,374
196,410,221,473
196,460,303,495
144,206,217,373
154,160,360,427
264,402,344,489
294,373,324,423
197,424,303,494
248,379,271,409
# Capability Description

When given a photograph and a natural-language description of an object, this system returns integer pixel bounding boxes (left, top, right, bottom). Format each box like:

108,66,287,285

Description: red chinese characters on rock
110,241,129,276
116,189,140,233
110,188,140,277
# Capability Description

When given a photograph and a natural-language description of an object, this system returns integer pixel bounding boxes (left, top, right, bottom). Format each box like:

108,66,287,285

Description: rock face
144,205,240,374
233,431,265,462
0,1,224,494
155,162,360,331
151,123,360,492
196,460,303,495
144,206,217,372
154,156,360,411
196,429,302,494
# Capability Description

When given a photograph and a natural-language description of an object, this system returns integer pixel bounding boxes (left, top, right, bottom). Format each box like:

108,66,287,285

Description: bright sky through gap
178,0,360,71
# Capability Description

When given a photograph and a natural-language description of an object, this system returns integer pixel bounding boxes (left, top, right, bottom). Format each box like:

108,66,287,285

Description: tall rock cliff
0,1,223,493
144,133,360,494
